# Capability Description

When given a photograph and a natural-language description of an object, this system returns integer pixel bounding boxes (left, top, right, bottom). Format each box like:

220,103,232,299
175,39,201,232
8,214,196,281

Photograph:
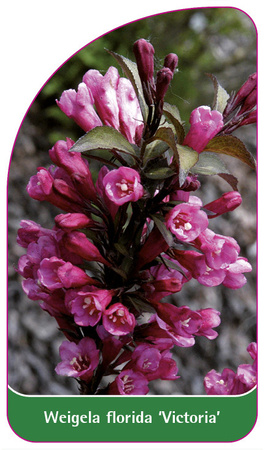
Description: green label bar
7,387,257,442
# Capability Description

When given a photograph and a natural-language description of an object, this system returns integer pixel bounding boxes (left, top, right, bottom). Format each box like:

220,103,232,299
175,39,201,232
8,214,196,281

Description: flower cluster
17,39,256,395
204,342,257,395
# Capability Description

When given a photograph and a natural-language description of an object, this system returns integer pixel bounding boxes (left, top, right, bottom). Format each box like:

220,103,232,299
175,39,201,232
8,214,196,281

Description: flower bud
204,191,242,218
155,67,173,103
164,53,178,72
234,73,257,107
224,73,257,117
133,39,155,83
55,213,93,230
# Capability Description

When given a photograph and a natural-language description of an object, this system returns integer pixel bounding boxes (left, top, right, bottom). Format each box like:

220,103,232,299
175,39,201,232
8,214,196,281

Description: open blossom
125,343,179,381
155,303,220,347
55,337,99,382
204,342,257,395
103,167,144,205
65,286,113,327
108,369,149,395
195,229,240,270
173,249,251,289
183,106,224,153
37,256,94,290
143,257,191,303
222,257,252,289
155,304,202,347
17,220,56,248
166,201,208,242
103,303,136,336
194,308,221,340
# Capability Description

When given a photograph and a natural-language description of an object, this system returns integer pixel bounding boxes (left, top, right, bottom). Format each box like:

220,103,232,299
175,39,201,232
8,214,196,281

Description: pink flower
22,278,51,301
204,191,242,218
156,303,220,346
196,229,240,270
54,213,94,231
194,308,221,340
127,344,179,381
103,167,144,205
108,369,149,395
62,230,110,266
137,319,175,351
155,304,202,347
83,67,143,144
17,220,55,248
204,342,257,395
116,77,144,144
55,337,99,382
65,286,113,327
183,106,224,153
27,166,84,212
143,258,191,303
37,256,94,290
172,249,226,287
222,257,252,289
49,138,97,202
56,83,102,132
166,202,208,242
103,303,136,336
204,368,238,395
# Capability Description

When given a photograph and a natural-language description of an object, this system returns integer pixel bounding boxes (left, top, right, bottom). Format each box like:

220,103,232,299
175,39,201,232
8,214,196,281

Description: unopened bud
55,213,93,230
204,191,242,218
164,53,178,72
156,67,173,103
133,39,155,83
224,73,257,116
238,87,257,115
235,72,257,105
240,109,257,126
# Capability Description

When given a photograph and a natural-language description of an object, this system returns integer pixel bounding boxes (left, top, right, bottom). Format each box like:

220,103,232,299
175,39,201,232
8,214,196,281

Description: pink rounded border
6,5,258,445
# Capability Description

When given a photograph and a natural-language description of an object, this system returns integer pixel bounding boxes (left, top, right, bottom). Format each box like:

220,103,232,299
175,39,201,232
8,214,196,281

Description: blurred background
8,7,257,395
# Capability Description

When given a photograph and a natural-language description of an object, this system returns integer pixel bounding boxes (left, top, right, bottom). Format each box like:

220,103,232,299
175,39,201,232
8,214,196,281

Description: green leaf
70,126,139,161
206,73,230,114
108,50,148,122
176,144,199,185
144,167,175,180
143,139,169,166
163,103,185,144
150,214,174,247
204,135,256,170
191,151,230,176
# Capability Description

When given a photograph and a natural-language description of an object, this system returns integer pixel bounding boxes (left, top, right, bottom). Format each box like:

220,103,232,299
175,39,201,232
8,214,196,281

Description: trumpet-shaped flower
166,202,208,242
108,369,149,395
103,303,136,336
183,106,223,153
65,286,113,327
55,337,99,382
103,166,144,206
